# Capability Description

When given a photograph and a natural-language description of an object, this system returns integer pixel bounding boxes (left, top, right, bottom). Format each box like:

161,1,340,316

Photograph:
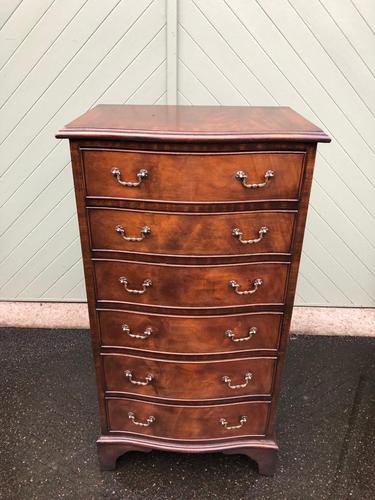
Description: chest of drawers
56,105,330,475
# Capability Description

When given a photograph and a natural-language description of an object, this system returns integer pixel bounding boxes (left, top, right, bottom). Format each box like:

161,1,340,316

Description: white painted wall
0,0,374,306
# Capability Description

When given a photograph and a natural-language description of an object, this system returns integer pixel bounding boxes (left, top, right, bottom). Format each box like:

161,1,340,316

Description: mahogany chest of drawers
56,105,330,475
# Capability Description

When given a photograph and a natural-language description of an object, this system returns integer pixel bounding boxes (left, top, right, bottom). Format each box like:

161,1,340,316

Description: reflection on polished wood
57,104,330,476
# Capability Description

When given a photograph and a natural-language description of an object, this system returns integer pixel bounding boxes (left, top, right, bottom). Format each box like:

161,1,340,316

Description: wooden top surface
56,104,330,143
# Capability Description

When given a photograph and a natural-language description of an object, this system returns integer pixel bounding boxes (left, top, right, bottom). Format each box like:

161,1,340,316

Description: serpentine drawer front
83,150,305,203
88,208,296,257
98,310,283,355
57,104,330,476
94,260,289,309
102,353,276,400
106,398,270,440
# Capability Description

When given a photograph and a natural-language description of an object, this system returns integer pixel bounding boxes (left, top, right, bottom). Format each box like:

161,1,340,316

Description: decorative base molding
0,301,374,336
97,435,279,476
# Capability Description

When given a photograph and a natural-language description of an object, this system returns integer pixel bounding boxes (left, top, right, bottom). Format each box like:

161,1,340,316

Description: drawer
99,310,283,355
102,353,276,400
106,398,270,440
83,150,304,202
94,260,289,309
88,208,296,257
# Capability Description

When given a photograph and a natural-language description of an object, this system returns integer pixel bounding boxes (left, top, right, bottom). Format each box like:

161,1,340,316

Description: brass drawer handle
128,412,155,427
229,278,263,295
111,167,148,187
115,224,151,242
225,326,257,342
124,370,153,386
222,372,253,389
122,324,153,340
232,226,268,245
235,169,274,189
119,277,152,294
220,416,247,430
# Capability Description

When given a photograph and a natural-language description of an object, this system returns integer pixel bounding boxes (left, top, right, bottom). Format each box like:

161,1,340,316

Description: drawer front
94,260,289,308
107,398,270,440
89,209,296,257
83,150,304,202
99,310,282,354
102,354,276,400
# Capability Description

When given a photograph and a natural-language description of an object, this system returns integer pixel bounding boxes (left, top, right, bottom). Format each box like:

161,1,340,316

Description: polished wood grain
106,398,270,440
56,104,331,143
88,208,296,257
83,150,304,203
58,104,329,476
102,353,276,400
94,259,289,308
98,309,283,355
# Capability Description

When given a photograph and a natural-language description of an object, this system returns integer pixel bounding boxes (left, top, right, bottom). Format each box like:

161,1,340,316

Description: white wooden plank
126,60,167,104
0,188,76,291
0,165,74,265
3,216,79,297
63,279,86,301
177,90,192,105
295,274,328,305
0,0,164,181
0,0,120,142
312,156,375,248
304,230,373,305
306,207,375,299
181,0,275,105
178,60,219,104
166,0,178,104
189,0,299,104
0,0,86,106
225,2,375,225
153,92,167,104
325,0,375,73
292,0,375,112
0,0,54,69
97,31,166,104
294,292,306,305
18,238,81,299
0,0,23,29
179,26,247,104
261,1,375,149
300,251,352,305
308,183,375,277
194,0,373,224
0,144,70,234
0,1,163,221
0,0,374,306
42,258,83,299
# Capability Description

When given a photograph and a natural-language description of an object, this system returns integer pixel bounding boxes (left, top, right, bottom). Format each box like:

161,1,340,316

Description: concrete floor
0,328,374,500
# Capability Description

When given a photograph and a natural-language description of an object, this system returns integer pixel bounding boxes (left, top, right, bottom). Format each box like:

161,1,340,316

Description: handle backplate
115,225,151,242
128,412,155,427
111,167,148,187
220,416,247,430
229,278,263,295
235,169,274,189
225,326,257,343
124,370,153,386
122,324,153,340
119,277,152,295
222,372,253,389
232,226,268,245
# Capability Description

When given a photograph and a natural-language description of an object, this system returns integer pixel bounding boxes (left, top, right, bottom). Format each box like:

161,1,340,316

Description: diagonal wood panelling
0,0,374,307
0,0,166,301
178,0,375,307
